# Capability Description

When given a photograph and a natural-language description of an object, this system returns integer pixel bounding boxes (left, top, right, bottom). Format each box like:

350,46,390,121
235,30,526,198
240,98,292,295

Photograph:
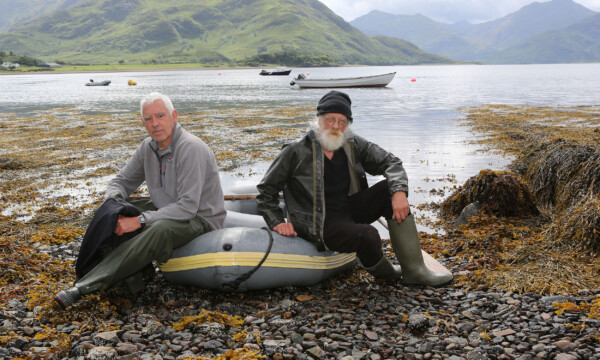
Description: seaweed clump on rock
513,139,599,211
543,193,600,255
441,104,600,294
440,169,539,224
512,139,600,254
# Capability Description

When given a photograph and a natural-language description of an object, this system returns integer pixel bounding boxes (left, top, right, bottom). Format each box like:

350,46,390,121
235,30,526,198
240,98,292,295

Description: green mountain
0,0,89,32
350,0,598,63
484,13,600,64
0,0,455,65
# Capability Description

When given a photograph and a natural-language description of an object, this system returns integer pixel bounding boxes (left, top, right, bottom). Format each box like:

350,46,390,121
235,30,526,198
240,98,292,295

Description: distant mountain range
0,0,454,66
1,0,598,65
350,0,600,64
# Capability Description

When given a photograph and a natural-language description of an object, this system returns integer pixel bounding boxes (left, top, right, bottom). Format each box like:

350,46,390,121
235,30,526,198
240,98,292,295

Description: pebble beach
2,238,599,360
1,102,599,359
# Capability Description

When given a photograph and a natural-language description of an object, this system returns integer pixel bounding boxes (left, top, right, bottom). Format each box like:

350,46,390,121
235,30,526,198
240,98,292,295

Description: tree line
0,50,43,67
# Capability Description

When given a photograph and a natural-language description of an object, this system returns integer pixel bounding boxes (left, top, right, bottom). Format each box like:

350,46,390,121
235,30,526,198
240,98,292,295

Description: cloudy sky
319,0,600,23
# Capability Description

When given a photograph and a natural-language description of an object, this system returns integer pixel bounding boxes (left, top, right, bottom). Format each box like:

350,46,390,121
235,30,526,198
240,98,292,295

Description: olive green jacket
256,129,408,251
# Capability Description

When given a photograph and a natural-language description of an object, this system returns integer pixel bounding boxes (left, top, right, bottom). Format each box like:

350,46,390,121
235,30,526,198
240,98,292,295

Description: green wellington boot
388,215,453,287
364,256,402,281
54,287,82,309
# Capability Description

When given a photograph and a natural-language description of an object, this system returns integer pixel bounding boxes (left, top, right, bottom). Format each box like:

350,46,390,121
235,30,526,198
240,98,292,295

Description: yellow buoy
128,80,137,86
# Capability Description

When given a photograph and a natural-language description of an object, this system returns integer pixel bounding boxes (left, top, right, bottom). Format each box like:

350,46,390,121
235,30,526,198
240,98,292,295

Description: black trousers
323,180,393,267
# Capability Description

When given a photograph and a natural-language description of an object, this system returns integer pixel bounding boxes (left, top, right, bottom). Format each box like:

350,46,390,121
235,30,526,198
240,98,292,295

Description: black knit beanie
316,90,353,122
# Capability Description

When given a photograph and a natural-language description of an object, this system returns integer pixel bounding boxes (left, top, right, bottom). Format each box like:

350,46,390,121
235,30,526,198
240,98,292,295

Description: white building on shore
1,62,20,68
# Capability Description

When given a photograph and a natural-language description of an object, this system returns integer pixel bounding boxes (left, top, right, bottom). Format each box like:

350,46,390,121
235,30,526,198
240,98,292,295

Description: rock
467,348,488,360
553,339,576,352
364,330,378,341
455,202,480,227
116,343,138,355
493,329,517,337
93,330,121,346
264,339,291,347
406,314,429,335
554,354,578,360
306,345,324,359
87,346,117,359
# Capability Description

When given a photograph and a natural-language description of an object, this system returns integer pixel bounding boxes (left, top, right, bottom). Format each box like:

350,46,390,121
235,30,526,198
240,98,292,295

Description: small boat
290,72,396,88
160,188,356,291
159,185,450,291
259,67,292,76
85,80,111,86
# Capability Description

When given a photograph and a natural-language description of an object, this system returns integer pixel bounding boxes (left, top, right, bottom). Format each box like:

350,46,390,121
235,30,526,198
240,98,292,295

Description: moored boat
85,80,111,86
290,72,395,88
259,67,292,76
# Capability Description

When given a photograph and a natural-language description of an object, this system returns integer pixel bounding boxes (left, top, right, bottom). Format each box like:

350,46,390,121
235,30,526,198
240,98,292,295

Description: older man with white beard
257,91,452,286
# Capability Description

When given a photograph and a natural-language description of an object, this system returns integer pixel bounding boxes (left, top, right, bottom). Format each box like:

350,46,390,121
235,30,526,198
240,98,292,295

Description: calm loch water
1,63,599,213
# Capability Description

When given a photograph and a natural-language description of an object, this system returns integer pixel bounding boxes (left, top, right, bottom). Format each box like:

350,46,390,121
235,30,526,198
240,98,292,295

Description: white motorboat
290,72,395,88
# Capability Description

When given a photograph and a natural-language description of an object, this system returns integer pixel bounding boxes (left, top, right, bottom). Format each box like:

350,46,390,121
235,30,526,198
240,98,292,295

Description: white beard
311,118,353,151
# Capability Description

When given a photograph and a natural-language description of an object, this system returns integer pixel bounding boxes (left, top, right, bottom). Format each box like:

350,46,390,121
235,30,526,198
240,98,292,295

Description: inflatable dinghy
159,185,451,291
159,186,357,291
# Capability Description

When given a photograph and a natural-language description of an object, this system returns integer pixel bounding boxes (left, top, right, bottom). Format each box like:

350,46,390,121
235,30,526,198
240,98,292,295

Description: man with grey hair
55,92,226,309
257,90,452,287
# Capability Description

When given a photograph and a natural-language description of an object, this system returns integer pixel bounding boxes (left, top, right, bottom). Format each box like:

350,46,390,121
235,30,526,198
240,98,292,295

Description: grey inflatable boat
159,187,356,291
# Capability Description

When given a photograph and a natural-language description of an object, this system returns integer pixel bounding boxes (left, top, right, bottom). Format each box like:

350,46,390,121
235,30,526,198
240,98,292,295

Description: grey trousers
75,199,211,294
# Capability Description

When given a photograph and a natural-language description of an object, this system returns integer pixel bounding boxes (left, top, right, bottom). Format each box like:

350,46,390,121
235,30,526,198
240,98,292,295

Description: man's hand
391,191,410,223
273,222,297,237
114,215,142,236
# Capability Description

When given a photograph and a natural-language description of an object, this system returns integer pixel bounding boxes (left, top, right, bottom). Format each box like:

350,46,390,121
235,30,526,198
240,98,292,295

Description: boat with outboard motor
85,80,111,86
290,72,395,88
259,67,292,76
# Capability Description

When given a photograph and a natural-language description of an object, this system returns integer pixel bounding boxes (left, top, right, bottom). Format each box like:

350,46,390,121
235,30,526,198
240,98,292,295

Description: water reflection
2,64,599,226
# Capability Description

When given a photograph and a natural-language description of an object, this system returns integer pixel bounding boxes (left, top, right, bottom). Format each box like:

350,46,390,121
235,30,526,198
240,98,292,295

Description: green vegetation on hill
0,50,43,67
0,0,455,66
0,0,90,32
237,51,335,67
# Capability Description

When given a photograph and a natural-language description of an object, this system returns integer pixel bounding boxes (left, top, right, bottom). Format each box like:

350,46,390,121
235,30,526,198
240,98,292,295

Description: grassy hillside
0,0,89,32
0,0,455,66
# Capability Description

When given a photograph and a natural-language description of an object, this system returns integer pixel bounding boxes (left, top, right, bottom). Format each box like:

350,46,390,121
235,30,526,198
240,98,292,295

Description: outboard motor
290,73,305,86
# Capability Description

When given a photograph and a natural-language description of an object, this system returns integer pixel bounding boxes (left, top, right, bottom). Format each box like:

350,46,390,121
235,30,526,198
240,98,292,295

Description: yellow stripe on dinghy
159,251,357,272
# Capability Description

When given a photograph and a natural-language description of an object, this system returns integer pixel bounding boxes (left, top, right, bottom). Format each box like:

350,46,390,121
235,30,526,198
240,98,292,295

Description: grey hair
309,116,320,131
140,92,175,117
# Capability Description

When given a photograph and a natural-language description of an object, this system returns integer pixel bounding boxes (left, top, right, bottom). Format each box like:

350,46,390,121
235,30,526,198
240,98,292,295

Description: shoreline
0,66,262,75
0,63,388,76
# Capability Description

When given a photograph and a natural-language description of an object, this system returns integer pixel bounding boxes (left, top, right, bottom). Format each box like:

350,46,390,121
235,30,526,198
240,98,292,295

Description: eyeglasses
323,116,348,128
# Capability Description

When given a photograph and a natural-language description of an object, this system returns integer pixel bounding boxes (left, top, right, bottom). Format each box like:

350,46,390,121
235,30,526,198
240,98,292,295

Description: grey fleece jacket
104,123,226,230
